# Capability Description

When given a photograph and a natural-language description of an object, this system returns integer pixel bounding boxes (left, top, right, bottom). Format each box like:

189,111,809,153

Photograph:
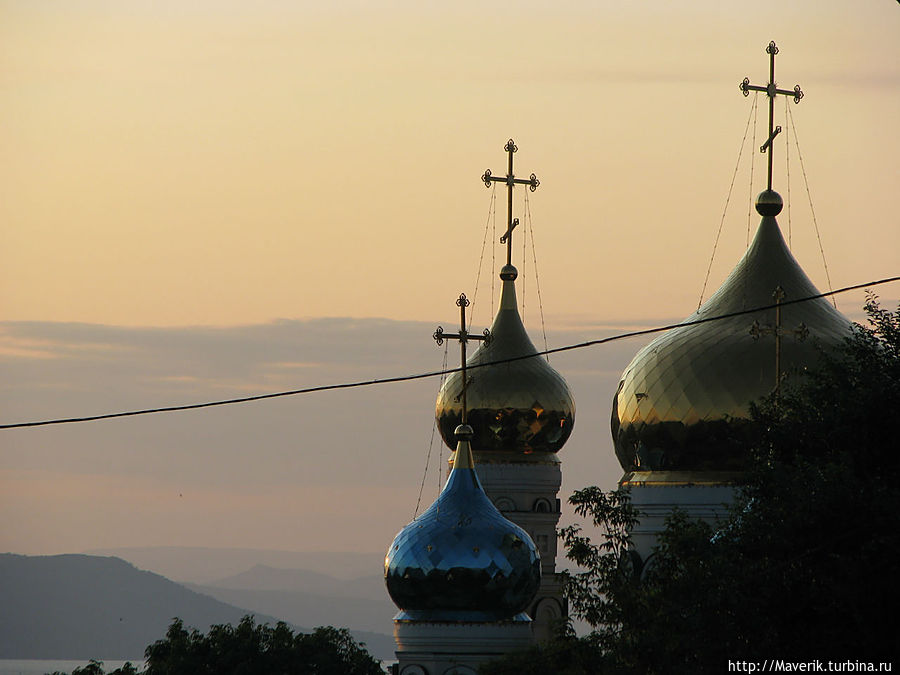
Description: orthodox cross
739,41,804,191
481,139,540,266
433,293,492,422
749,286,809,397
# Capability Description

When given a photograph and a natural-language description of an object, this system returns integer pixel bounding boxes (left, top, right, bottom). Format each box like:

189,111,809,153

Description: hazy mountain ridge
84,546,382,584
187,562,396,655
207,564,386,600
0,553,393,661
190,584,391,630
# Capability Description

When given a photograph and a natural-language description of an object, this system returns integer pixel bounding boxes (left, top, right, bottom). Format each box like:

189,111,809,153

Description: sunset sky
1,1,898,559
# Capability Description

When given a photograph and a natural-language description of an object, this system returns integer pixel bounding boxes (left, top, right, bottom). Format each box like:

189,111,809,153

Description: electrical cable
700,94,758,310
787,102,836,310
524,190,550,361
747,93,759,248
469,186,496,330
1,275,897,431
415,341,448,518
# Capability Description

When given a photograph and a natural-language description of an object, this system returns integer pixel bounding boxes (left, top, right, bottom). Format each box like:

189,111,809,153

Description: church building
382,41,853,675
384,140,575,674
611,42,851,560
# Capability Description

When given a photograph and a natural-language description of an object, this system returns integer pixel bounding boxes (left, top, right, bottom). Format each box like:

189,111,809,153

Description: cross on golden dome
749,286,809,397
433,293,491,425
739,41,804,191
481,139,540,267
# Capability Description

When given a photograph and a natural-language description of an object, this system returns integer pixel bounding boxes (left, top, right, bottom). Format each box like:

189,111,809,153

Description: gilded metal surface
435,266,575,455
612,212,851,473
384,440,541,622
620,471,744,487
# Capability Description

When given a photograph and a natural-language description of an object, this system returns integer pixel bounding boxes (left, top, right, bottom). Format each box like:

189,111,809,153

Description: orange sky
2,1,897,330
1,1,898,559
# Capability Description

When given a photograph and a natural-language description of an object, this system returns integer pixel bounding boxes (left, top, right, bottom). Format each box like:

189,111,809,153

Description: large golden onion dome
435,264,575,459
612,190,851,474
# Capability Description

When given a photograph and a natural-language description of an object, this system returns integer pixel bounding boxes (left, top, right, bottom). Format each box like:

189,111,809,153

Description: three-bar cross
481,139,540,267
749,286,809,397
739,41,804,191
433,293,492,423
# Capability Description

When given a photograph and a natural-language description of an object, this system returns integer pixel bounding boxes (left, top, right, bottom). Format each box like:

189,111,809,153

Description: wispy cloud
0,316,636,555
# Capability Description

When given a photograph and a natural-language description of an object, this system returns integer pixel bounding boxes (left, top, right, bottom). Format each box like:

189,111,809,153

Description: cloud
0,317,642,554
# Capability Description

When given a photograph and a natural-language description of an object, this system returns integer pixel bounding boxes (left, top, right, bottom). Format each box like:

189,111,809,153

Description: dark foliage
479,631,606,675
486,297,900,673
48,616,383,675
143,616,384,675
48,660,138,675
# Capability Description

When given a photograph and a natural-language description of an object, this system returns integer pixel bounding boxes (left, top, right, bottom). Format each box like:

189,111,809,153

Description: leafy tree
486,297,900,673
48,616,384,675
479,631,605,675
47,660,139,675
143,616,384,675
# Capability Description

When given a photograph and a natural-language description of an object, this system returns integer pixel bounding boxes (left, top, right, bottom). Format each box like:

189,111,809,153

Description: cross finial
739,41,804,191
481,139,540,267
749,286,809,397
433,293,491,424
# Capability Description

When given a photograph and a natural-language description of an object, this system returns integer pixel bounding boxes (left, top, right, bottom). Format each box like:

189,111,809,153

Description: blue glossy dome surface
384,439,541,621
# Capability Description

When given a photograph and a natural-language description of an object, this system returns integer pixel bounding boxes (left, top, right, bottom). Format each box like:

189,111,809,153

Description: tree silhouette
485,297,900,673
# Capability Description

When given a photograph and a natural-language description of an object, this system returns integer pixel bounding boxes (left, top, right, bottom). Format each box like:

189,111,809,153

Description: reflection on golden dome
612,198,850,473
436,265,575,458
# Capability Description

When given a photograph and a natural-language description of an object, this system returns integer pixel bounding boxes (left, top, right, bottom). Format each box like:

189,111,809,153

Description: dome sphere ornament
755,189,783,216
499,264,518,281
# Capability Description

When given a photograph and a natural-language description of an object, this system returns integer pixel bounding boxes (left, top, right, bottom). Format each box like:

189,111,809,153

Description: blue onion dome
612,190,851,474
435,265,575,459
385,425,542,621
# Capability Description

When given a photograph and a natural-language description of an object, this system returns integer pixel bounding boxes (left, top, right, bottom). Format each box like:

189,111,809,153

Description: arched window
400,666,428,675
494,497,516,512
532,498,553,513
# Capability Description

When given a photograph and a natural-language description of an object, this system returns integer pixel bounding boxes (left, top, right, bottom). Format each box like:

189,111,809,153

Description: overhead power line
1,275,897,431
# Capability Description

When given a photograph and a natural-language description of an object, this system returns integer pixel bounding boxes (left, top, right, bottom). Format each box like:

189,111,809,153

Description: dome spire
385,293,541,623
433,292,491,467
435,142,573,457
611,48,848,475
482,139,540,268
739,40,804,194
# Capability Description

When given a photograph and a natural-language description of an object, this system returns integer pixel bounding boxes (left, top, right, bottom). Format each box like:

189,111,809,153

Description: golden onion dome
435,265,575,459
612,190,851,473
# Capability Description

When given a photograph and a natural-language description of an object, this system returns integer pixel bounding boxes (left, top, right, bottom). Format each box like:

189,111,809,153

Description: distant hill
190,565,390,624
185,563,397,658
189,582,397,658
0,554,306,660
207,564,386,600
84,546,383,584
